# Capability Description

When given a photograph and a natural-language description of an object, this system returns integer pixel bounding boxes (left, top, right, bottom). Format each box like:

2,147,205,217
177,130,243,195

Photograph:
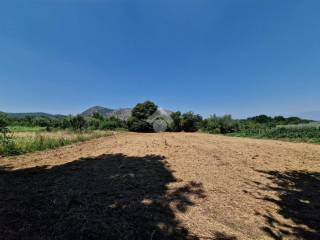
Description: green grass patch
8,126,46,132
0,131,113,157
228,124,320,144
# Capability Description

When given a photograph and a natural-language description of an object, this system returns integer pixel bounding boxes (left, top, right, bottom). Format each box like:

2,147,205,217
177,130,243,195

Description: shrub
128,101,158,132
181,112,202,132
87,118,101,130
70,115,87,132
101,117,127,130
0,114,11,142
131,101,158,120
169,111,183,132
127,117,153,132
203,115,239,134
92,112,104,121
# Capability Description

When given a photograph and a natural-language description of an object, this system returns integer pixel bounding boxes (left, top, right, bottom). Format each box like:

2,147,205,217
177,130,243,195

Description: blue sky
0,0,319,118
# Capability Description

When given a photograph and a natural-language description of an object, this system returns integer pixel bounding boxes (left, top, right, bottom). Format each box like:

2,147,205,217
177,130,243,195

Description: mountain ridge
80,106,132,121
2,107,320,121
0,112,65,119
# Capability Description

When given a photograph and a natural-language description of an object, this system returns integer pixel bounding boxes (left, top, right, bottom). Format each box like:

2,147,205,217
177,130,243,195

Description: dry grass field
0,132,319,240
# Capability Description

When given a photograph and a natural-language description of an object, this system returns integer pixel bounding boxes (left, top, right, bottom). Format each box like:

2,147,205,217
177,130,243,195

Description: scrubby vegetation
168,111,203,132
128,101,157,132
230,122,320,143
0,112,119,157
1,100,319,157
201,115,240,134
0,131,111,156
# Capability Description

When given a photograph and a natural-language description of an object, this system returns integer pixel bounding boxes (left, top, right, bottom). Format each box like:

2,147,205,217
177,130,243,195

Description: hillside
81,106,132,121
107,108,132,121
81,106,114,117
1,112,65,119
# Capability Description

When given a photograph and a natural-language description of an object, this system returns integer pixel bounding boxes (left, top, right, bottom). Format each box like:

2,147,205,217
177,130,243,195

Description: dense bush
131,101,158,120
0,113,9,130
229,123,320,143
246,115,311,128
169,111,183,132
70,115,87,132
180,112,203,132
202,115,239,134
128,101,158,132
100,117,127,130
92,112,104,121
128,117,154,132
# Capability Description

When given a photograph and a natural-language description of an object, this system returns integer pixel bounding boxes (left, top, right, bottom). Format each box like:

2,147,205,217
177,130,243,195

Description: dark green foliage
1,101,315,141
87,118,101,130
274,115,286,123
128,101,158,132
230,124,320,143
0,113,16,155
70,115,87,132
245,115,311,128
202,115,239,134
0,113,10,139
0,113,9,129
92,112,104,121
128,117,154,132
285,117,310,125
247,115,273,124
100,117,127,130
32,117,53,131
131,101,158,120
60,116,72,129
169,111,183,132
181,112,202,132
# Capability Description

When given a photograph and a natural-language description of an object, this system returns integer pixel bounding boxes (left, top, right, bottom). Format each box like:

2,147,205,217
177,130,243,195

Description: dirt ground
0,132,319,240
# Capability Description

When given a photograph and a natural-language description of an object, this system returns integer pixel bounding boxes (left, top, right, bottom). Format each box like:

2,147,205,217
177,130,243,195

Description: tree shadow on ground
252,170,320,240
0,153,214,240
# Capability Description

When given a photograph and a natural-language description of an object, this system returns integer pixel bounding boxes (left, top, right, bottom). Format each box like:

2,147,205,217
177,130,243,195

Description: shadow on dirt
253,170,320,240
0,153,214,239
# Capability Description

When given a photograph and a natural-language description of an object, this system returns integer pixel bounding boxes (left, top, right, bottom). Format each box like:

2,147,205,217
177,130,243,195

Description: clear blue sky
0,0,319,118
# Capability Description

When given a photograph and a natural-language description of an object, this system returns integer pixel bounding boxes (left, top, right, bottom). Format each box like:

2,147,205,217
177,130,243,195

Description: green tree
0,113,12,147
169,111,182,132
92,112,104,121
0,113,8,128
131,101,158,119
128,117,153,132
101,117,127,130
181,112,203,132
70,115,87,132
33,117,53,131
248,115,273,124
128,101,158,132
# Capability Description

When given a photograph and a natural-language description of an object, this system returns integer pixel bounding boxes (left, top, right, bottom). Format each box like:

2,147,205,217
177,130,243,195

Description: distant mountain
292,111,320,121
81,106,132,121
2,106,172,121
2,112,65,119
81,106,173,121
81,106,114,117
106,108,132,121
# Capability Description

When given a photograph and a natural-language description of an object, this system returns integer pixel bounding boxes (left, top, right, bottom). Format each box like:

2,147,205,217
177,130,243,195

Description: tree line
0,101,312,134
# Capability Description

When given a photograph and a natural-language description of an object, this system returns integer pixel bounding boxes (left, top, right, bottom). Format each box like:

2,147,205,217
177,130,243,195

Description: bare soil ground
0,132,319,240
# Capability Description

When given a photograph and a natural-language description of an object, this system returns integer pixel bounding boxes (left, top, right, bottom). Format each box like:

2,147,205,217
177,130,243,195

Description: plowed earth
1,133,319,240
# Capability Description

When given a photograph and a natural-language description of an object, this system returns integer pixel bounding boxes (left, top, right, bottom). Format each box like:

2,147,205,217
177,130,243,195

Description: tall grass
8,126,45,132
0,130,112,157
